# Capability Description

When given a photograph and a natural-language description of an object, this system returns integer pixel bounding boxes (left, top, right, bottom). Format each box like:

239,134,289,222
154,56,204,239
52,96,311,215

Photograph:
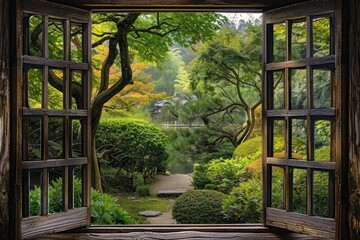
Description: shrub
222,178,263,223
91,190,136,225
172,190,227,224
96,118,168,186
192,157,252,194
136,185,151,197
29,177,135,224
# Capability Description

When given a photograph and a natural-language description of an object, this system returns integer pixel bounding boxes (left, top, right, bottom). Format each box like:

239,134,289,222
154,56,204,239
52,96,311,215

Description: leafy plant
136,185,151,197
172,190,227,224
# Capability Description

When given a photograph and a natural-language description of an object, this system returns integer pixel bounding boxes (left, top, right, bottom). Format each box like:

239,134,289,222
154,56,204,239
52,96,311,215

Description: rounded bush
172,190,227,224
136,185,151,197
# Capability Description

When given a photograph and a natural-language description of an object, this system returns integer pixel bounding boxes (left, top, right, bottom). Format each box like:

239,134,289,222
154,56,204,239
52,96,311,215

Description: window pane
48,69,64,109
49,168,64,214
292,168,307,214
291,69,307,109
271,166,285,209
71,165,83,209
313,171,330,217
28,15,42,57
291,20,307,60
273,23,286,62
48,19,64,60
27,68,43,109
291,119,307,159
25,118,42,161
313,17,331,57
71,119,84,158
314,120,331,162
271,71,285,110
26,171,42,217
71,24,83,63
313,69,331,108
271,120,286,158
71,71,84,110
48,118,64,159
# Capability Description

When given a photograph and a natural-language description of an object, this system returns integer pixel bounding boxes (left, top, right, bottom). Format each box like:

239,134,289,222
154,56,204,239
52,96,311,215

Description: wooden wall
348,0,360,239
0,0,10,239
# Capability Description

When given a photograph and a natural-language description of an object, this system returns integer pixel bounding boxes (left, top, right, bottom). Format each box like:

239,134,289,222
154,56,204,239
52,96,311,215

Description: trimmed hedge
172,190,227,224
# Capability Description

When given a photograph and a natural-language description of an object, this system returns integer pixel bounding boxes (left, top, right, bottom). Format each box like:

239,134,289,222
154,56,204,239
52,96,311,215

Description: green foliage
29,177,135,224
136,185,151,197
192,157,252,194
91,190,136,225
233,136,263,159
172,190,227,224
314,146,331,162
96,118,168,185
222,178,263,223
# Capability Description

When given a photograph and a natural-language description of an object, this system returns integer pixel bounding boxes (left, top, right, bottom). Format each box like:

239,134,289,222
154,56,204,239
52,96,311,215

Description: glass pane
27,68,43,109
48,19,64,60
291,69,307,109
291,20,307,60
25,118,42,161
71,71,84,109
272,71,285,110
292,168,307,214
273,23,286,62
71,24,83,62
313,171,330,217
291,119,307,159
27,171,42,217
313,69,331,108
313,17,331,57
271,120,286,158
271,167,285,209
48,118,64,159
48,69,64,109
28,15,42,57
72,165,83,208
49,168,64,214
314,120,331,162
71,119,84,158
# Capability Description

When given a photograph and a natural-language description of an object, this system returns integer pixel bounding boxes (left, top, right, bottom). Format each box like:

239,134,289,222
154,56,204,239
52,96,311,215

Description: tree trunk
0,0,10,238
348,0,360,238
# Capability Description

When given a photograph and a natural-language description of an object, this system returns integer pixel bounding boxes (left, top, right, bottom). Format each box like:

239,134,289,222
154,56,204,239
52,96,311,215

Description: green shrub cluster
96,118,168,187
29,177,135,224
192,157,253,194
172,190,227,224
136,185,151,197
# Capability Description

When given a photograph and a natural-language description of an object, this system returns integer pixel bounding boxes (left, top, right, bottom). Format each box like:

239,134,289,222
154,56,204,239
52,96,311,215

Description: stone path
148,174,193,224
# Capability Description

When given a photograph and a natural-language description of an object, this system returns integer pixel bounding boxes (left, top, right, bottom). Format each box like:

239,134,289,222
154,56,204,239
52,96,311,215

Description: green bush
96,118,168,186
136,185,151,197
222,178,263,223
192,157,252,194
29,177,135,224
172,190,227,224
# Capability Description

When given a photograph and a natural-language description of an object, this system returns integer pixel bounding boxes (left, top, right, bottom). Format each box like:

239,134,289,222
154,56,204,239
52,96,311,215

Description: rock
138,210,162,217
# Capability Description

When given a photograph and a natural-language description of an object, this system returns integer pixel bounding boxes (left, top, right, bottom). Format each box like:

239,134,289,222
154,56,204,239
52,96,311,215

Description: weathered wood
46,0,307,11
0,0,10,238
266,109,335,117
348,0,360,239
266,55,335,71
32,230,326,240
267,158,335,170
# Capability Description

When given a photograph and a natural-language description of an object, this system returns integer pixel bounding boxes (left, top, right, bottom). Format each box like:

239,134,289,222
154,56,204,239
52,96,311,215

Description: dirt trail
148,174,193,224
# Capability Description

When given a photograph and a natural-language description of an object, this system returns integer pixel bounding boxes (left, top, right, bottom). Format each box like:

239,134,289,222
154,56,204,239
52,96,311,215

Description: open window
263,0,342,238
15,0,92,238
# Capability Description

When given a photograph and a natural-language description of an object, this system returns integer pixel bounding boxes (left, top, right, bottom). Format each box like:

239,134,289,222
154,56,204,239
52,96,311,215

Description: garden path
149,174,193,224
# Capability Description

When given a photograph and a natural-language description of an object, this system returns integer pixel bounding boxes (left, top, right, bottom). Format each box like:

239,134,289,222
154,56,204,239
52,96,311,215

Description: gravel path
148,174,193,224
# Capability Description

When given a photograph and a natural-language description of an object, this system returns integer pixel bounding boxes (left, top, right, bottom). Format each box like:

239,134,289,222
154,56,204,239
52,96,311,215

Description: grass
116,195,174,224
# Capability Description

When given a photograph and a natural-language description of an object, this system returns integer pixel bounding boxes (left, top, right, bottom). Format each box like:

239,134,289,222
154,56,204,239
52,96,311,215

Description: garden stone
138,210,162,217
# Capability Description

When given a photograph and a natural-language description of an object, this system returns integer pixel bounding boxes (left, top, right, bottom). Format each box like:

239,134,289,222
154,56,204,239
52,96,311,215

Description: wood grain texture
0,0,10,238
46,0,307,11
33,230,325,240
348,0,360,238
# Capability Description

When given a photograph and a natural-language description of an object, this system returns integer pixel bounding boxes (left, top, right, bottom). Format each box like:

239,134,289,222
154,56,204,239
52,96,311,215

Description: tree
29,13,226,191
164,22,263,157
